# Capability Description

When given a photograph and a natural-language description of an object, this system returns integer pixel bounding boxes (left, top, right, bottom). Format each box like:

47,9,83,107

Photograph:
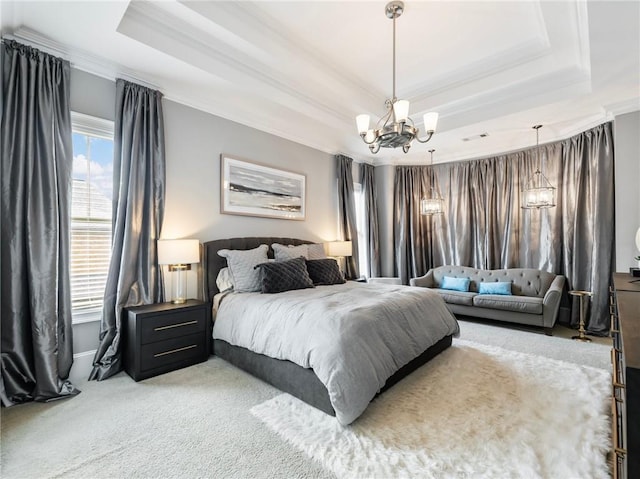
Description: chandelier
420,149,444,215
522,125,556,209
356,1,438,154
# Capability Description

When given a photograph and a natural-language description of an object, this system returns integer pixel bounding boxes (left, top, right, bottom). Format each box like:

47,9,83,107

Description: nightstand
123,299,211,381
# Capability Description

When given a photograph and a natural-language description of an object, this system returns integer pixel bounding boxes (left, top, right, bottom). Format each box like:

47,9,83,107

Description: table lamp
326,240,353,259
158,239,200,304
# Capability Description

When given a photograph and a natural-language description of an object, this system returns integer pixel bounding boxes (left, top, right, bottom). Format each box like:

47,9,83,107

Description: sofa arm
410,270,435,288
542,275,565,329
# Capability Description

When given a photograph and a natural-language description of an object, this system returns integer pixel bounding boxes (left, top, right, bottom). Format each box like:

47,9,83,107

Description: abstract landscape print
221,155,306,220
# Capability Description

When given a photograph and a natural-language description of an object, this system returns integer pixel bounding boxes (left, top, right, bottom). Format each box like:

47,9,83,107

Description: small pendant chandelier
522,125,556,209
356,1,439,154
421,149,444,215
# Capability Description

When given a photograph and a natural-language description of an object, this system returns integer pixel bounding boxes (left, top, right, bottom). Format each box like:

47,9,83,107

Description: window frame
70,112,115,324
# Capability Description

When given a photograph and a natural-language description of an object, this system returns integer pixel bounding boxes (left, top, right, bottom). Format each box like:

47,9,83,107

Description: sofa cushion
441,276,471,292
473,294,543,314
432,288,476,306
478,281,512,295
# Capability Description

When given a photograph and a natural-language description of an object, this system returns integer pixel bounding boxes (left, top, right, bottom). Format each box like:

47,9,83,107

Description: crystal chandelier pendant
522,125,556,209
421,149,444,215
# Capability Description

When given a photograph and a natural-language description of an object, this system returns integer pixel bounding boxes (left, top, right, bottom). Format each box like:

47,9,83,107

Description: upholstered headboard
202,237,314,301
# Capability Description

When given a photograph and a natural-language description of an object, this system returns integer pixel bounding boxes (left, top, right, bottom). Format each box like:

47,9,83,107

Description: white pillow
272,243,308,262
216,267,234,292
217,244,268,292
307,243,327,260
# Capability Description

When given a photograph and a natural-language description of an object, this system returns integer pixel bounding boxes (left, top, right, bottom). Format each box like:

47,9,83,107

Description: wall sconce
158,239,200,304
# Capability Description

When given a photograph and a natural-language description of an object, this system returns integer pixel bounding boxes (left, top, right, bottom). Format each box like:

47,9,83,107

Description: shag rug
250,339,611,479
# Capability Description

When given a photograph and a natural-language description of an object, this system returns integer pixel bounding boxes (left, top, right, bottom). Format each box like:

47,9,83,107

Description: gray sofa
410,266,565,334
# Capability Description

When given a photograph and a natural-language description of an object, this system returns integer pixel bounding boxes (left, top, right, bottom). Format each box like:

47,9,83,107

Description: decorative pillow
217,244,268,292
254,257,314,294
479,281,512,295
306,259,345,285
307,243,328,260
440,276,471,292
216,267,234,292
272,243,309,262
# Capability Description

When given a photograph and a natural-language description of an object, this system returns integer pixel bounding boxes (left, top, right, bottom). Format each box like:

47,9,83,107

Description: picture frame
220,154,306,220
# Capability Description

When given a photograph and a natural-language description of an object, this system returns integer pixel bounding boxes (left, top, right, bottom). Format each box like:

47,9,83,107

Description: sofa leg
544,327,553,336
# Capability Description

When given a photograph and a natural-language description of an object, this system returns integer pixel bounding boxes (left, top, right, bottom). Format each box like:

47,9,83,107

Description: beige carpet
1,320,611,479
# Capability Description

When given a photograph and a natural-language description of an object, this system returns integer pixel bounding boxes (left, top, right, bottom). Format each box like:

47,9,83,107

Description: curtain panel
1,40,79,405
336,154,359,280
90,79,166,381
394,123,614,334
360,163,381,278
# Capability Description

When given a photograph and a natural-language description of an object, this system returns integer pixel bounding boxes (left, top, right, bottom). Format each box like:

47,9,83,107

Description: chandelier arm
415,130,435,144
369,142,381,154
359,132,379,145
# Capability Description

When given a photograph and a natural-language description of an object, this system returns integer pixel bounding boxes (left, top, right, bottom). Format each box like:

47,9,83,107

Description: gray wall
614,111,640,272
68,70,338,381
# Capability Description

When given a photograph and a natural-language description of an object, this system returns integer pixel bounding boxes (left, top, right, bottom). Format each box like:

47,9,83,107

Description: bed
203,237,459,425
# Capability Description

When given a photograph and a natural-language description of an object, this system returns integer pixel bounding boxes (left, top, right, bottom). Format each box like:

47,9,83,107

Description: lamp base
171,298,187,305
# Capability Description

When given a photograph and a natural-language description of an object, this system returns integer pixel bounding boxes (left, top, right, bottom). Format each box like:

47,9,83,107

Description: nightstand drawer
140,308,207,344
140,333,206,372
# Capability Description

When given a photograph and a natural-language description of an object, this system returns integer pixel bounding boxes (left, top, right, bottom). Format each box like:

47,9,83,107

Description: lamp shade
326,241,352,258
393,100,410,122
356,114,370,134
158,239,200,265
636,227,640,252
423,112,439,132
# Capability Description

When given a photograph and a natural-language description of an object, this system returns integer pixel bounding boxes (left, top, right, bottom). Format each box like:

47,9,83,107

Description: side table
569,290,592,342
123,299,211,381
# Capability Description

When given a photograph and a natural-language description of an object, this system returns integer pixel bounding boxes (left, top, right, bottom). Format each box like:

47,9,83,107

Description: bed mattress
213,281,459,425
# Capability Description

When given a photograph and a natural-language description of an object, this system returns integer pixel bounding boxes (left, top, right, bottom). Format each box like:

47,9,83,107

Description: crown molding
9,27,159,90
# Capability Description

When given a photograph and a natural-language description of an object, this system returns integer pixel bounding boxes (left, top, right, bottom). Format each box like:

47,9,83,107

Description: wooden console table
611,273,640,479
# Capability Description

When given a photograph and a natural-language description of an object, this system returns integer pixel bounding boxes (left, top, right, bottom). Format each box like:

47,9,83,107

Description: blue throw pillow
440,276,471,292
479,281,512,295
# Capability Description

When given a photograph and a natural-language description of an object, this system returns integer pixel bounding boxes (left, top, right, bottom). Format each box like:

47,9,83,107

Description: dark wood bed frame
203,237,453,416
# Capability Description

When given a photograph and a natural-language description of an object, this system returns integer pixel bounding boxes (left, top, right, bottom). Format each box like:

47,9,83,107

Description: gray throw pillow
272,243,308,262
306,259,346,285
254,257,314,294
307,243,328,260
217,244,268,292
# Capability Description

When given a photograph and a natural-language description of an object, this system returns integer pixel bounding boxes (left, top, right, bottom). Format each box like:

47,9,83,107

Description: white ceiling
1,1,639,165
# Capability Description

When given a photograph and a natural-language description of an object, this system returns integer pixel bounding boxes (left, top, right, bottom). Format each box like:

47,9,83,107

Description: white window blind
70,112,115,323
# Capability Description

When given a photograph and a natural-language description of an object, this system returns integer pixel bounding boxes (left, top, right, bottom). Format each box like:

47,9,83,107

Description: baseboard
69,350,96,386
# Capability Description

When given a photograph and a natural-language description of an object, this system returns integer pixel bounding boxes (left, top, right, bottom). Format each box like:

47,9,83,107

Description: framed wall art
220,155,306,220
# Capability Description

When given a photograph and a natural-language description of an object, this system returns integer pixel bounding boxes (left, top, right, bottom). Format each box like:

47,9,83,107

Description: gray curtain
89,79,165,380
336,154,359,280
394,123,614,334
1,40,79,405
360,163,381,277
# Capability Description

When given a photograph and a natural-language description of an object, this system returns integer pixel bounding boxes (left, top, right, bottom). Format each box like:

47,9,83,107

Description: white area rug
251,339,611,479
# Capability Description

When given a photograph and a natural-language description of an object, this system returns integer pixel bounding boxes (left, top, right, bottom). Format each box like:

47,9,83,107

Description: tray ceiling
1,1,638,164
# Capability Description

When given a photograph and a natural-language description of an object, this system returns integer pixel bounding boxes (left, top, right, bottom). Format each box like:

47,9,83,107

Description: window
70,112,115,323
353,182,369,278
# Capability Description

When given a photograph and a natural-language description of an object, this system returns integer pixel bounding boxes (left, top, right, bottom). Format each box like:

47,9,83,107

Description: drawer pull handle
613,382,626,389
614,447,627,457
154,344,197,357
154,320,198,331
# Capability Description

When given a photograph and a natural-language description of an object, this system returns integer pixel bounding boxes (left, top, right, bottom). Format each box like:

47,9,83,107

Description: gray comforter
213,281,459,425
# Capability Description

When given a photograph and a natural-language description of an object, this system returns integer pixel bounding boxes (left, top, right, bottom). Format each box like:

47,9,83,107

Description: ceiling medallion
356,1,439,154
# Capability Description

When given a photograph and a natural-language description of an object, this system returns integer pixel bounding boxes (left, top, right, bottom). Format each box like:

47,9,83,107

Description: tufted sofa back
430,266,557,298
